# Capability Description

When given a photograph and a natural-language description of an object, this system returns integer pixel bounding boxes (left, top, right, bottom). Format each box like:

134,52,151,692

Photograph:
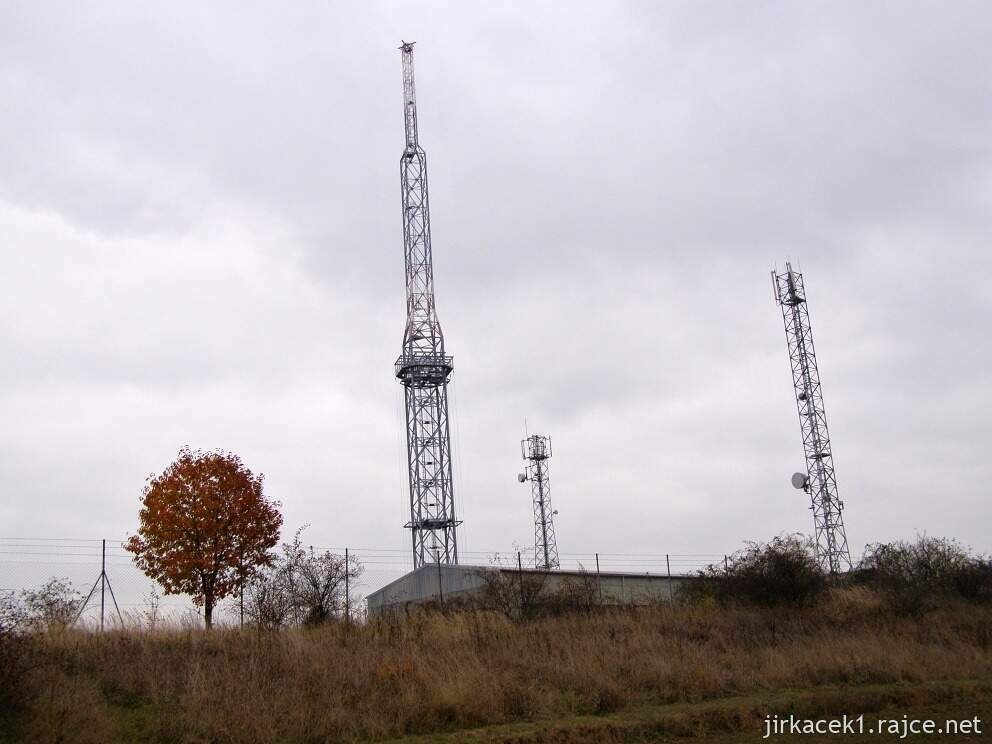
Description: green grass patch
383,681,992,743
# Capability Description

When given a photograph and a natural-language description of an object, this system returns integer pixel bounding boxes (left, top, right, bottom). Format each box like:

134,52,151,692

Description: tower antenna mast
518,434,559,570
394,41,460,568
772,262,851,573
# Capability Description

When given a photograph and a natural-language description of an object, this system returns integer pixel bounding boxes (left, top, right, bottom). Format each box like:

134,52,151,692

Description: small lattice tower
772,262,852,573
520,434,559,570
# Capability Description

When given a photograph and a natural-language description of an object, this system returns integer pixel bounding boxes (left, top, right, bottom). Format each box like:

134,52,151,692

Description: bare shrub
283,530,362,625
21,577,82,631
141,589,161,631
857,535,991,614
0,590,27,636
478,567,548,618
243,526,363,627
953,558,992,604
479,567,603,619
685,535,827,607
244,566,297,628
0,591,32,716
544,572,601,615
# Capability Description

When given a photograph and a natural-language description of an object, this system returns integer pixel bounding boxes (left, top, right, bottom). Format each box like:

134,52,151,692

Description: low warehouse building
366,563,697,614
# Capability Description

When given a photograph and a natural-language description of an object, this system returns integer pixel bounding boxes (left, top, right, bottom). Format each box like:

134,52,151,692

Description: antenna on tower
518,433,560,570
394,42,461,569
772,262,852,573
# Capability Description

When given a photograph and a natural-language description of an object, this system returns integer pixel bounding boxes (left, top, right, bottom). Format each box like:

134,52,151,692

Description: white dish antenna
791,472,809,490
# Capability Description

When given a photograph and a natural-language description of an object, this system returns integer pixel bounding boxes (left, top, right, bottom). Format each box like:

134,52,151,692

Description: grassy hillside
3,588,991,742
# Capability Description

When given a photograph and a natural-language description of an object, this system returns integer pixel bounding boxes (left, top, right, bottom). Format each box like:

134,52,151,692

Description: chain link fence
0,537,727,628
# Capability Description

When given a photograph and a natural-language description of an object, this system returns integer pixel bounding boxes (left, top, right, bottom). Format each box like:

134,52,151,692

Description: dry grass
6,588,992,743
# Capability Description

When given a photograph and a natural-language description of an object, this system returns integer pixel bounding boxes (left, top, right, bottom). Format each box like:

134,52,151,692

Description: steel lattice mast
772,262,851,573
394,42,460,569
520,435,559,570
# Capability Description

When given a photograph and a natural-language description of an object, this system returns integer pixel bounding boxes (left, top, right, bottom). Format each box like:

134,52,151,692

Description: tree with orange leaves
125,447,283,628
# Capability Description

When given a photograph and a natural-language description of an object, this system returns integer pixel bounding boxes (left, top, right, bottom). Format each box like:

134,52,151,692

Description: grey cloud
1,1,990,582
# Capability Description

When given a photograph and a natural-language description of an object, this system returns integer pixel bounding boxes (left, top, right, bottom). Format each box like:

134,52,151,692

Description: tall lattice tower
394,42,460,568
772,262,851,573
518,434,559,570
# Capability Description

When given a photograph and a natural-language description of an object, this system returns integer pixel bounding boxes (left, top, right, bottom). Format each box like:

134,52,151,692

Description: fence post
435,549,444,607
666,553,674,604
517,551,524,612
100,540,106,633
238,547,245,629
595,552,602,604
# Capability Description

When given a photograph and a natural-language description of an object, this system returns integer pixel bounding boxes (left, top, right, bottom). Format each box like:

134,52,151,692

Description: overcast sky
2,1,990,583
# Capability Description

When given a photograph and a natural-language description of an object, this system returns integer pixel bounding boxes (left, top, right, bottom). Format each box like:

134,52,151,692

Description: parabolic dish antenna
791,472,809,490
517,473,527,483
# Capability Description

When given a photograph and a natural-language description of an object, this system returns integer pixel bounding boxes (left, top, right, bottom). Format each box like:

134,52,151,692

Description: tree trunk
204,593,214,629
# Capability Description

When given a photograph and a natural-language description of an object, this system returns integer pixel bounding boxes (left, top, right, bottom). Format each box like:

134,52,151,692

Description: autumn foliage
125,447,282,627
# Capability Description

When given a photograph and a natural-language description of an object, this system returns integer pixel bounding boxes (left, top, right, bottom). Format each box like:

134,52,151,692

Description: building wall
366,564,696,614
368,564,489,612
